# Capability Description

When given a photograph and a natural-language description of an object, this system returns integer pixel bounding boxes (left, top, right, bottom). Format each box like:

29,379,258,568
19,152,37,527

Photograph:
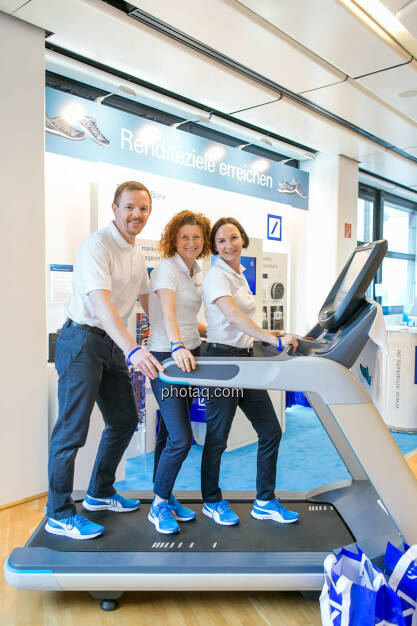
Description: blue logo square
267,214,282,241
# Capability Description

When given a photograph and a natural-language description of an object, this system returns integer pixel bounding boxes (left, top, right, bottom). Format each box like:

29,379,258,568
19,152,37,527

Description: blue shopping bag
385,543,417,626
320,546,406,625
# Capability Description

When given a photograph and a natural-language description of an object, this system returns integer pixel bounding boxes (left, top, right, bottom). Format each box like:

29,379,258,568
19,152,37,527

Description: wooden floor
0,496,322,626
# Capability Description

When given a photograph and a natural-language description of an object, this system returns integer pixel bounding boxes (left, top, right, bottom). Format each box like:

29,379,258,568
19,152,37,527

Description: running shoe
148,500,180,534
45,114,85,140
202,500,239,526
78,115,110,146
168,494,196,521
251,498,300,524
83,493,140,512
45,513,104,540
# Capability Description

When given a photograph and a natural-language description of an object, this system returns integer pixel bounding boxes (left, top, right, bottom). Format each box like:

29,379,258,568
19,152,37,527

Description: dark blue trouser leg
88,341,138,498
47,325,138,519
150,351,193,499
153,417,168,483
238,389,281,501
201,346,282,503
151,348,198,489
201,394,239,502
201,388,281,502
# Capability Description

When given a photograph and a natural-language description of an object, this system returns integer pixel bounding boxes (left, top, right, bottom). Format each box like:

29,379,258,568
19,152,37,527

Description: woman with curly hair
146,210,211,534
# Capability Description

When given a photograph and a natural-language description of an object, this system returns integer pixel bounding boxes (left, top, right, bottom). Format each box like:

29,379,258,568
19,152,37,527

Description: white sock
153,495,167,506
256,499,271,506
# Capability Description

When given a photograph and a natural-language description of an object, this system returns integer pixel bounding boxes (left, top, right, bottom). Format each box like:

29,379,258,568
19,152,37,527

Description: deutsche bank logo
267,214,282,241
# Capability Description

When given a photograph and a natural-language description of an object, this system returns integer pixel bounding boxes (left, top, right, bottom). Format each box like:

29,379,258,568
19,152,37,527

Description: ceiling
2,0,417,194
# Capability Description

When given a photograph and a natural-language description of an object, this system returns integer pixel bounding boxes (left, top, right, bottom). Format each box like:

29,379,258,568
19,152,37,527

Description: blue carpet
116,406,417,493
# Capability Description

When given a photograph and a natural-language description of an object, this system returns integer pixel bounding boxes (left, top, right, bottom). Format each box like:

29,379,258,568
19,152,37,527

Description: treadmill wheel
100,599,119,611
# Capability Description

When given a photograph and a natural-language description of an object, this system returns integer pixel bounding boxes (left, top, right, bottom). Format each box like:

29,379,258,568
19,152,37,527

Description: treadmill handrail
160,355,370,406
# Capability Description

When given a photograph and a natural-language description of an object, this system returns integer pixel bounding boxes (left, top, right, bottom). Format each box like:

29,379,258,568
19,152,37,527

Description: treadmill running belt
28,500,353,553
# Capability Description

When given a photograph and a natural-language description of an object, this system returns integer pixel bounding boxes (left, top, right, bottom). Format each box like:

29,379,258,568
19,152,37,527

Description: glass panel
381,257,415,310
357,197,374,243
383,202,416,254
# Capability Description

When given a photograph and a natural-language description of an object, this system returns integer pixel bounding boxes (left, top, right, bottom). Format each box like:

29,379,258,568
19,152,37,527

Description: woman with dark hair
201,217,300,526
147,210,211,534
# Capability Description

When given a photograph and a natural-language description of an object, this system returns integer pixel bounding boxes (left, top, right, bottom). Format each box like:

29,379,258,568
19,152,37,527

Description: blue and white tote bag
320,546,405,625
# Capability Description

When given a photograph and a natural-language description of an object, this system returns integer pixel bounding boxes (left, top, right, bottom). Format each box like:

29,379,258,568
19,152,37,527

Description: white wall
301,155,359,332
337,156,359,270
0,14,47,505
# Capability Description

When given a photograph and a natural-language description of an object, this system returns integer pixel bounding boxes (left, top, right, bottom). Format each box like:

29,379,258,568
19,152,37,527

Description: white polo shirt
203,256,256,349
67,221,149,328
147,254,203,352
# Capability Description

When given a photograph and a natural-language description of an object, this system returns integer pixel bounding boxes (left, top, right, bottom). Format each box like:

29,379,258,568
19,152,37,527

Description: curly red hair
159,210,211,258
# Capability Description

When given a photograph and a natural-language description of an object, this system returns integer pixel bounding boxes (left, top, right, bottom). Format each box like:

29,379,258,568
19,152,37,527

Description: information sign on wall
45,87,309,210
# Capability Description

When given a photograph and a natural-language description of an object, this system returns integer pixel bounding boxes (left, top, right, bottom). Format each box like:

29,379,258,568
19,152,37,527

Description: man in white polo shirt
46,181,163,540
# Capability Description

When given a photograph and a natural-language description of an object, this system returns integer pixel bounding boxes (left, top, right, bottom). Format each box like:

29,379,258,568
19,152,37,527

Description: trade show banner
45,87,309,210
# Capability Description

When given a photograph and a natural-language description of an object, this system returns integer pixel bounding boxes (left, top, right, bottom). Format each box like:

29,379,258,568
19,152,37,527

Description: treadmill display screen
333,248,373,309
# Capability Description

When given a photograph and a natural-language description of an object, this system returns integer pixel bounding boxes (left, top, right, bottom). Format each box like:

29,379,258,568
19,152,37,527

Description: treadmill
6,239,417,611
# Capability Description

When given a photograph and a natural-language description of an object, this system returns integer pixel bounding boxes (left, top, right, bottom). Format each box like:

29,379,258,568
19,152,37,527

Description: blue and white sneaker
168,494,196,522
45,513,104,540
202,500,239,526
251,498,299,524
82,493,140,513
148,500,180,534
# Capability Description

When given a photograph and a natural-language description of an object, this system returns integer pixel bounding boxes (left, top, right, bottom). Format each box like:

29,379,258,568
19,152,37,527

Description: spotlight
237,137,273,150
397,88,417,99
95,85,137,105
171,112,212,129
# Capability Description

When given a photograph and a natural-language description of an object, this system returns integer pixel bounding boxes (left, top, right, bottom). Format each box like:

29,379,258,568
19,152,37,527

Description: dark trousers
151,348,200,499
47,321,138,519
201,344,282,503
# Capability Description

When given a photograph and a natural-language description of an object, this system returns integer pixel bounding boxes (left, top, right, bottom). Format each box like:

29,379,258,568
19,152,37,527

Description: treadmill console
293,239,388,369
318,240,387,331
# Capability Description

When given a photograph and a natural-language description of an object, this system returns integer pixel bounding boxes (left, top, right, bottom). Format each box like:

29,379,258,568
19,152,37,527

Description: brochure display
383,327,417,432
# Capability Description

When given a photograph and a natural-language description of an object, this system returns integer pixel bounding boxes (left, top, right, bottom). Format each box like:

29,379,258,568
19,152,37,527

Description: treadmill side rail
329,402,417,546
54,572,324,592
161,355,417,547
5,559,63,590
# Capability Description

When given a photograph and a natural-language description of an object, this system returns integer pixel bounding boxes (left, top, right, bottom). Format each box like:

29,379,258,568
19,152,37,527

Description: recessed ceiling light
397,89,417,98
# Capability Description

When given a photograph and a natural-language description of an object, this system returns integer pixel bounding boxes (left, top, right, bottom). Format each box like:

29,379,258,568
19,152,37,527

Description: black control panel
318,240,387,331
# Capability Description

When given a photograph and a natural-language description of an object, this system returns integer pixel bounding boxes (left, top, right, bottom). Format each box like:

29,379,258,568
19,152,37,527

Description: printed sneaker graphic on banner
77,115,110,146
360,363,372,386
45,115,85,141
278,179,307,198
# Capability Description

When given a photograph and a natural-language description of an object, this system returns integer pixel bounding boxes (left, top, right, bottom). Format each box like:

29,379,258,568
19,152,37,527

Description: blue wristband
126,346,142,366
276,336,282,352
170,341,184,349
171,345,186,355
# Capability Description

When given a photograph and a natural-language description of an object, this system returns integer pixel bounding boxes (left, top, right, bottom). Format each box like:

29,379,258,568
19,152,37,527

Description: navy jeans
151,348,200,499
47,321,138,519
201,344,282,503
